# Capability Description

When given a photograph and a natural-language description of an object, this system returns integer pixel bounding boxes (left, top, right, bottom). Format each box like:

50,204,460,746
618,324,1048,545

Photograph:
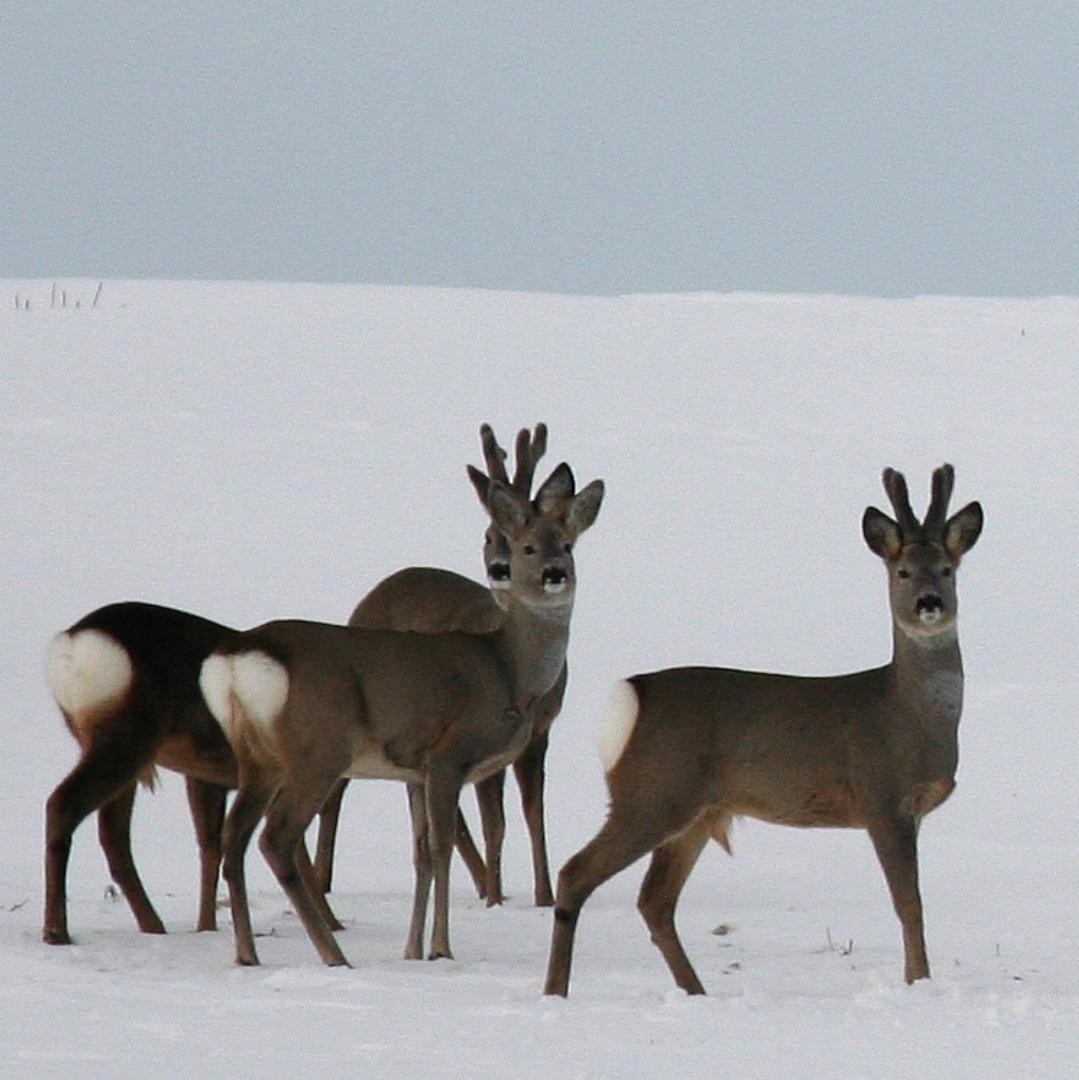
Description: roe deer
200,451,603,965
44,603,344,945
315,424,567,906
544,465,982,996
43,602,238,943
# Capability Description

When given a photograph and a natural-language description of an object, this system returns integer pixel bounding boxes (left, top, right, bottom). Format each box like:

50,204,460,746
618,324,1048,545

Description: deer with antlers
200,436,603,965
40,425,560,946
544,465,982,996
314,424,567,907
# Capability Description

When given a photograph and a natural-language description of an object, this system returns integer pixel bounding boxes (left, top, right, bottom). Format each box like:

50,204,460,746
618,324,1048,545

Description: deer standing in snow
316,423,567,907
41,426,557,945
43,602,238,943
201,447,603,965
544,465,982,996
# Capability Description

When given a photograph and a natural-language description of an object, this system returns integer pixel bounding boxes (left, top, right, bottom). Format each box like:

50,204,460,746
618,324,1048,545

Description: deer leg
44,736,158,944
97,781,166,935
636,816,712,995
259,782,351,968
512,730,553,906
425,763,467,960
295,838,344,932
545,806,692,997
313,778,348,895
404,782,432,960
454,808,487,900
867,815,929,983
185,777,227,932
221,768,277,967
475,770,507,906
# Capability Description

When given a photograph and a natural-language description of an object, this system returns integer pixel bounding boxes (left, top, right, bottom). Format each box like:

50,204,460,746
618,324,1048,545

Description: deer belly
735,782,864,829
157,735,237,787
346,747,424,783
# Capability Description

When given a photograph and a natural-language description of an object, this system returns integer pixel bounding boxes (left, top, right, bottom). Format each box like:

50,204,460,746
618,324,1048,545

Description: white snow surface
3,279,1077,1078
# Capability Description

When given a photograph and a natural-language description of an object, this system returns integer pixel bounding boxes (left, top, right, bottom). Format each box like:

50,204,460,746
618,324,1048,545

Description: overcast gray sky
3,2,1076,295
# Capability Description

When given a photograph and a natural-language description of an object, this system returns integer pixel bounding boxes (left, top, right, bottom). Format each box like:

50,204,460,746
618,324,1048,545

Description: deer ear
487,480,529,533
944,501,983,559
467,464,490,509
862,507,902,559
566,479,604,536
535,463,576,514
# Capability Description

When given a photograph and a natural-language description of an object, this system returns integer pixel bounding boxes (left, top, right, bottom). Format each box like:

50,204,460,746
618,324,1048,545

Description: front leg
512,729,553,906
867,814,929,983
403,783,432,960
425,762,467,960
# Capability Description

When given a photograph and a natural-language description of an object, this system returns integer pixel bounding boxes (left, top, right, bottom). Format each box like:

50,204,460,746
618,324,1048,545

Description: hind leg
544,790,704,997
221,766,278,966
185,778,228,932
97,781,166,935
454,808,487,899
44,738,158,944
637,815,713,994
475,770,507,906
259,781,350,967
544,809,687,997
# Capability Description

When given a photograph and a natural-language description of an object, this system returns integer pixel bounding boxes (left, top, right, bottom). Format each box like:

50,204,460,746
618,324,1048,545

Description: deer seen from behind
43,602,238,944
200,439,603,967
545,465,982,997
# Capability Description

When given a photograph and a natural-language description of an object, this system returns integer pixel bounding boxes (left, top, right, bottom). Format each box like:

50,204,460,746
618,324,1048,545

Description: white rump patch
596,679,639,774
45,629,133,718
199,654,234,730
199,650,289,738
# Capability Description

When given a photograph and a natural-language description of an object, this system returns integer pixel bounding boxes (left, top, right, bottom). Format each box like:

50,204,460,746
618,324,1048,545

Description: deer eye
562,543,573,554
941,566,952,577
524,545,536,556
897,569,911,579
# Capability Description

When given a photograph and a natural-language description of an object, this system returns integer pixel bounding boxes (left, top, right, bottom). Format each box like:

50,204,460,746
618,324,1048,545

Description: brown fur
545,465,983,997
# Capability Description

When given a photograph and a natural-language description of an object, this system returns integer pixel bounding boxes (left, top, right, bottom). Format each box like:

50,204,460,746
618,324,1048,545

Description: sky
3,2,1077,295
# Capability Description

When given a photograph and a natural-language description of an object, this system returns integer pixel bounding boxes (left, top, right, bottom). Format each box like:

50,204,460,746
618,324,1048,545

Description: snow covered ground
3,279,1077,1078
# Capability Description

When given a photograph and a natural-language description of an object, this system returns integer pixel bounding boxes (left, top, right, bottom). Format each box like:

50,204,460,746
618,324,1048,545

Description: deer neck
888,622,964,728
493,595,572,710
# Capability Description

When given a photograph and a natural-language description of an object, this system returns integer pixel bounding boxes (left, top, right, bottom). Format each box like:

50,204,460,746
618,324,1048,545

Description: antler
511,424,548,497
469,423,551,509
922,464,955,535
479,424,510,486
881,468,919,534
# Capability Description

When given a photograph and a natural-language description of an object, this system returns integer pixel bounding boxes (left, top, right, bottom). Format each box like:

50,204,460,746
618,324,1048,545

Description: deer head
862,464,983,637
485,462,604,614
467,423,549,597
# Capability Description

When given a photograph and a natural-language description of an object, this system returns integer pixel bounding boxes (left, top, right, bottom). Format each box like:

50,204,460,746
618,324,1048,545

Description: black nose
489,563,510,582
916,594,943,614
542,566,567,587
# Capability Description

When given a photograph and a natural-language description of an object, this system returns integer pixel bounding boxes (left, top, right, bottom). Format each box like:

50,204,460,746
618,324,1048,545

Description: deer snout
915,593,944,623
488,562,511,588
542,566,569,592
